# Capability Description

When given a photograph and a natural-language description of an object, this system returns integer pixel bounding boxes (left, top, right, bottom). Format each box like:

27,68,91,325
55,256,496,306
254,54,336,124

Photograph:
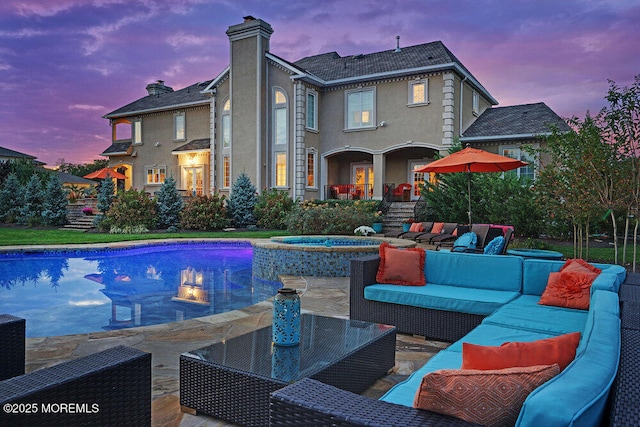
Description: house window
275,152,287,187
472,91,480,115
501,147,535,180
174,112,185,141
146,166,166,184
132,119,142,144
274,89,287,145
346,88,375,129
409,80,428,105
306,149,317,188
223,156,230,188
222,99,230,148
306,89,318,130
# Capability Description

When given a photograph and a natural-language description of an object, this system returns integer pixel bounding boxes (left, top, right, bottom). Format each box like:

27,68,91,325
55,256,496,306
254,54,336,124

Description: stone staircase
60,215,96,232
382,201,416,233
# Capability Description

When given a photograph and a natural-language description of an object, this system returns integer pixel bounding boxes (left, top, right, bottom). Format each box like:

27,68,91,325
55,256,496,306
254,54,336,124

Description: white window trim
472,91,480,116
222,98,231,150
132,119,143,145
173,111,186,141
305,88,318,131
408,79,429,106
500,144,538,180
305,148,317,189
274,151,288,188
145,165,166,185
344,86,376,131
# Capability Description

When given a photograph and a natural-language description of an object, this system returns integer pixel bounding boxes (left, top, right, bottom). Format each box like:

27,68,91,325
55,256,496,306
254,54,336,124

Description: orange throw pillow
539,259,601,310
376,242,426,286
461,332,581,371
431,222,444,234
414,364,560,427
409,222,424,232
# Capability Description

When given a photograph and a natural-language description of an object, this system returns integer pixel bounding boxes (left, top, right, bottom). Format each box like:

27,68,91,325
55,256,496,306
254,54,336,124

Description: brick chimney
146,80,174,96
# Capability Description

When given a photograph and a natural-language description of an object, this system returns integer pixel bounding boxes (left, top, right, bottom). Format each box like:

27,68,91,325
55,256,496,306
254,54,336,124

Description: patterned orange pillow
376,242,426,286
409,222,424,232
461,332,580,371
431,222,444,234
414,364,560,426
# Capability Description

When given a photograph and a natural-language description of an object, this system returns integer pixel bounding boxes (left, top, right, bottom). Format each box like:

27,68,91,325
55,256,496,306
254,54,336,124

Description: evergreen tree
227,172,257,227
41,173,69,226
0,173,24,223
96,176,116,214
18,174,44,225
155,176,183,229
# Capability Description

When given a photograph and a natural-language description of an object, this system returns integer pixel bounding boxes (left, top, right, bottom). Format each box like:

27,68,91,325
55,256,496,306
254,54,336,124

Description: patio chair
399,221,434,241
413,222,458,244
430,224,470,245
392,183,412,201
0,315,151,426
436,224,490,251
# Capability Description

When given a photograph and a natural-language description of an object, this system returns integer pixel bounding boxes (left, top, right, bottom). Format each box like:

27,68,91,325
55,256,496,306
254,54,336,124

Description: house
0,146,45,166
101,16,568,201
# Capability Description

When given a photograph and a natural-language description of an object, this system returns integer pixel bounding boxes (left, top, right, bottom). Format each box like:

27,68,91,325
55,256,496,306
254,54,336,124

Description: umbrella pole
467,170,472,225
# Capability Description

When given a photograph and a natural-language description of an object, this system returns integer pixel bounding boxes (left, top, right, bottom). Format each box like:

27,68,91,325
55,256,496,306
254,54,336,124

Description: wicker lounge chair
0,315,152,426
413,222,458,244
396,221,433,240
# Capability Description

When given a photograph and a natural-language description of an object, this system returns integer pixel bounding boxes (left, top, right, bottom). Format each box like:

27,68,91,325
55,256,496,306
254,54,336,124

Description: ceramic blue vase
272,288,300,346
271,343,300,382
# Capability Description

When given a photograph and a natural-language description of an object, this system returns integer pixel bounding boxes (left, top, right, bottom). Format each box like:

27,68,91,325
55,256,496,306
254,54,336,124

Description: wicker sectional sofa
271,251,628,426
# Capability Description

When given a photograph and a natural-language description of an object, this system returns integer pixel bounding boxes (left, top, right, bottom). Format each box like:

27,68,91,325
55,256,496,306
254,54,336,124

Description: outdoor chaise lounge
270,251,631,426
0,314,152,426
411,222,458,243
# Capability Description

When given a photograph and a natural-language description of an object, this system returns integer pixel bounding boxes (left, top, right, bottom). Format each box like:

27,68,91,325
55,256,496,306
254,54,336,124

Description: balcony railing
324,184,372,200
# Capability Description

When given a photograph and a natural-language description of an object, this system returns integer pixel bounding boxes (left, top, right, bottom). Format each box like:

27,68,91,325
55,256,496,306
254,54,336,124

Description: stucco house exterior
101,16,568,200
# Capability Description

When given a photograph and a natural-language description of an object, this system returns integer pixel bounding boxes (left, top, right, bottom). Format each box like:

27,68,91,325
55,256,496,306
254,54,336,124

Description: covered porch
322,146,438,200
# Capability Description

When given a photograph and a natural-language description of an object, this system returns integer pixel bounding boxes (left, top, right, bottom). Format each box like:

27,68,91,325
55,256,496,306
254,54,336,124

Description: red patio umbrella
83,167,127,180
415,145,528,224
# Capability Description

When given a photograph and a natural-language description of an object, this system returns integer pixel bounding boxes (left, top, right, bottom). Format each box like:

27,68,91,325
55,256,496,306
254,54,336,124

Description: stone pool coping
259,235,416,251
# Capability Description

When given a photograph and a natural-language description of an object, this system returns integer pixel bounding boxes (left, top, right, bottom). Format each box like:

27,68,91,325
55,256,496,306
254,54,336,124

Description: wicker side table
0,314,25,381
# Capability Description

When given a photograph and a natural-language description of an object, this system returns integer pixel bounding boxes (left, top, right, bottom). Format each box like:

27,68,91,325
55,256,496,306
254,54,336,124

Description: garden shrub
155,176,183,229
286,200,382,235
106,189,157,231
180,193,229,230
254,188,295,229
227,172,257,227
109,225,150,234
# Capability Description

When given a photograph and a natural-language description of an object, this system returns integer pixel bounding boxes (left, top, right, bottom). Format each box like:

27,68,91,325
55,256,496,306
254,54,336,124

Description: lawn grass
0,227,290,246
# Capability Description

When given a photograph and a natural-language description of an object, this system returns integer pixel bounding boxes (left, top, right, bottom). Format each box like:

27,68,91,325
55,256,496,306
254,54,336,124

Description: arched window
273,88,288,187
222,98,230,149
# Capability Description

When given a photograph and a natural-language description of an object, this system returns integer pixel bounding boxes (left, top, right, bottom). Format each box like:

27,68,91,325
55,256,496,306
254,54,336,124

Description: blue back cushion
451,232,477,252
425,250,523,291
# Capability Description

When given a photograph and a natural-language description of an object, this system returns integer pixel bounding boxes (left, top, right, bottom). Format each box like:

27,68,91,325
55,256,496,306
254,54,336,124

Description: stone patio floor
23,274,449,426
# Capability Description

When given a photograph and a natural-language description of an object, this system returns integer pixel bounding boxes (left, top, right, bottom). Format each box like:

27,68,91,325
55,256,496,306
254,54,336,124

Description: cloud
0,28,46,38
69,104,105,111
166,31,209,48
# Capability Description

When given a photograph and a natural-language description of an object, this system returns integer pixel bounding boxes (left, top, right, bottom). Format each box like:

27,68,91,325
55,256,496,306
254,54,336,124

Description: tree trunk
634,218,638,272
585,220,590,261
622,211,630,264
610,210,619,263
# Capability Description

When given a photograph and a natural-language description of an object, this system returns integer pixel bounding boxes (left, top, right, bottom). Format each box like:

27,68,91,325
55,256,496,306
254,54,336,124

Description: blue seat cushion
483,296,588,335
380,349,462,407
365,283,520,316
446,323,557,353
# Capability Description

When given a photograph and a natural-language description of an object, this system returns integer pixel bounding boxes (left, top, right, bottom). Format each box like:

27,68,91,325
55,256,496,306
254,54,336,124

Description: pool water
0,242,281,337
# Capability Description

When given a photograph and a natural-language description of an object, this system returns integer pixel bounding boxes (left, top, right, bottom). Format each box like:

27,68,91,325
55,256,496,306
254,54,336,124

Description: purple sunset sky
1,0,638,167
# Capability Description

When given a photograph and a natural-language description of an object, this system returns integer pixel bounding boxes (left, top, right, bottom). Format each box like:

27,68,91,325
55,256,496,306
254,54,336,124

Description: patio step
383,202,416,230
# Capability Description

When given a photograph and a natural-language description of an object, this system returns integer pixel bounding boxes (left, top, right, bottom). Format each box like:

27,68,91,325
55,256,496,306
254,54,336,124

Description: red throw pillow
461,332,581,371
539,270,596,309
409,222,424,232
561,258,602,275
414,364,560,426
431,222,444,234
376,242,426,286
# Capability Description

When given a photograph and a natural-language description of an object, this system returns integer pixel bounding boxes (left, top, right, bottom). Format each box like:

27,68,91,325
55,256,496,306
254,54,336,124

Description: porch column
373,153,385,200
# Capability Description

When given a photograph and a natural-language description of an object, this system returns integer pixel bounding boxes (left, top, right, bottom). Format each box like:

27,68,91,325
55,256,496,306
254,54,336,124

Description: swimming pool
0,242,281,338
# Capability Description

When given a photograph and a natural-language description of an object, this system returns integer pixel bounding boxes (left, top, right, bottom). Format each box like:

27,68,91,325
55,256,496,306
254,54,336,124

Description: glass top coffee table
180,314,396,426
